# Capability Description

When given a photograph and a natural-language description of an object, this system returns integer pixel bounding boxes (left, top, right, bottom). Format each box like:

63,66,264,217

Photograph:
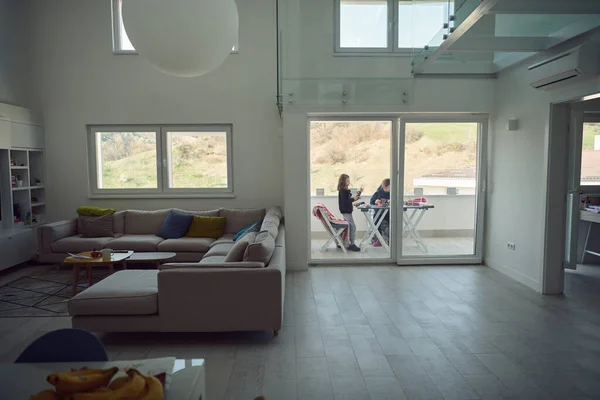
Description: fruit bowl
30,368,165,399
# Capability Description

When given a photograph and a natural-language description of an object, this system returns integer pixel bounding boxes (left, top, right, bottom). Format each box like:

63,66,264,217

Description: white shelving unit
0,103,44,271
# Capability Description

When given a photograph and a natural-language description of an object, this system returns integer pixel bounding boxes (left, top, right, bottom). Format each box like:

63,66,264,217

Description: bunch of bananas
29,367,164,400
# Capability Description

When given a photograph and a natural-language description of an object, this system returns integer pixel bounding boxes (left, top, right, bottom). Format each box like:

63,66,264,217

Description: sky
340,1,450,49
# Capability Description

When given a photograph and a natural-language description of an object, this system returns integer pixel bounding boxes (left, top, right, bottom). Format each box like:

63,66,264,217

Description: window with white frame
111,0,239,54
88,125,233,196
336,0,450,53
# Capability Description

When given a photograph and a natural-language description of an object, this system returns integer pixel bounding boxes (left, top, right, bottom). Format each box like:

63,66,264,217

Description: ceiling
412,0,600,75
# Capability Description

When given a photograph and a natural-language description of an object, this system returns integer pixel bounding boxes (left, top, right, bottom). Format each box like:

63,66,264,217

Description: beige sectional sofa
37,207,271,263
40,207,286,334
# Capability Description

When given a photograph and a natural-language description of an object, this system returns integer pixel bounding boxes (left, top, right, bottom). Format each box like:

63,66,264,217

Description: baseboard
286,261,309,271
485,258,541,292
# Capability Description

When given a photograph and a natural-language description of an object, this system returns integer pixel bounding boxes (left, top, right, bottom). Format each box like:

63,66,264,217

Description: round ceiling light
122,0,239,78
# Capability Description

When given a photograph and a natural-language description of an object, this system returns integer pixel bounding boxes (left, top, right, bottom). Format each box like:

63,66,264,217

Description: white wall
27,0,497,273
27,0,283,220
486,32,600,292
0,0,32,106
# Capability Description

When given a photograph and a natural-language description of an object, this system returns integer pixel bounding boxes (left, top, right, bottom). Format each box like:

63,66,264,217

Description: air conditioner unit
527,44,600,91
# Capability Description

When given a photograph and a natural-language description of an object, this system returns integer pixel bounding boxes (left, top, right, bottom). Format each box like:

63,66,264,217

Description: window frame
111,0,239,55
87,124,234,198
160,125,234,195
334,0,448,55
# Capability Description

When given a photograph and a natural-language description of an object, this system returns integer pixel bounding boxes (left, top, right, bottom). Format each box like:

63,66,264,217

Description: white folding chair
315,208,348,253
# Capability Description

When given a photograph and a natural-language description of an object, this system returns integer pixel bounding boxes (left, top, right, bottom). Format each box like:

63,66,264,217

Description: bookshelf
2,149,46,228
0,103,44,271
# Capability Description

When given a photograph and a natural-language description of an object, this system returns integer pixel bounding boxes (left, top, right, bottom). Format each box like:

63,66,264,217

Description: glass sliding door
397,118,487,264
309,119,394,262
565,112,600,270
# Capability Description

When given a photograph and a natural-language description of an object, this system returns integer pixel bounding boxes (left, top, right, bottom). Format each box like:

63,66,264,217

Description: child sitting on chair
370,178,391,247
338,174,362,252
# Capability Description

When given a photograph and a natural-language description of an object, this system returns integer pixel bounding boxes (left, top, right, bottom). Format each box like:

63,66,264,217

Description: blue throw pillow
157,210,194,239
234,220,262,241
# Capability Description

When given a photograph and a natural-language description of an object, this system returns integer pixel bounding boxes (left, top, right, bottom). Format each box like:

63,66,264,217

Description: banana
67,369,145,400
107,375,128,390
29,389,59,400
137,375,164,400
47,367,119,394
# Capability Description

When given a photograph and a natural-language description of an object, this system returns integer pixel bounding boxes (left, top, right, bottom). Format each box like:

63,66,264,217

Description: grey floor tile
445,353,491,375
262,377,298,399
297,376,334,400
331,377,371,400
371,323,414,356
416,353,479,400
365,376,409,400
476,353,553,399
387,355,444,400
0,266,599,400
463,373,515,399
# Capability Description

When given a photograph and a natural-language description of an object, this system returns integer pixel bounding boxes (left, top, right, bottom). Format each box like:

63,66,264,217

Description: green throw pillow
186,216,226,239
77,206,116,216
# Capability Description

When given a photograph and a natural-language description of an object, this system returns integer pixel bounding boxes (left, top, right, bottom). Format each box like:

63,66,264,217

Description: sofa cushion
51,235,114,253
174,208,220,217
157,210,194,239
265,205,283,219
260,215,280,240
234,221,262,241
80,214,114,238
68,270,158,316
220,208,266,234
224,236,253,262
125,209,170,234
113,211,126,234
199,255,227,264
204,243,235,257
162,259,265,269
185,216,226,239
210,234,236,247
275,224,285,247
157,237,215,252
108,235,164,251
244,231,276,264
76,206,116,216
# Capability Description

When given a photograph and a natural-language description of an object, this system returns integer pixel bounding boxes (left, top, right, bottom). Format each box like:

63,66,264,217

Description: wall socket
507,242,516,251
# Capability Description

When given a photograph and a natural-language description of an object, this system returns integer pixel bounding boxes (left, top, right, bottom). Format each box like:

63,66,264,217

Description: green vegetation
310,121,478,196
99,132,227,189
583,123,600,150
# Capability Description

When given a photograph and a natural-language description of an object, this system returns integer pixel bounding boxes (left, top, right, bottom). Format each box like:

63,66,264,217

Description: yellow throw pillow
186,216,226,239
77,206,116,216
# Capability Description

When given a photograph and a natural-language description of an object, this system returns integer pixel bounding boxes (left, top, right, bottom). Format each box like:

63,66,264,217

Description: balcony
311,193,475,260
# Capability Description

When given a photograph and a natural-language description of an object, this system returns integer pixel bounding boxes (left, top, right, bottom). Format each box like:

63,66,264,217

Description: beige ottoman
69,270,161,332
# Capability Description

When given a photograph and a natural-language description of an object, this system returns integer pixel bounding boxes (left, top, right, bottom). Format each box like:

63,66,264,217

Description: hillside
310,121,478,196
98,132,227,189
583,122,600,150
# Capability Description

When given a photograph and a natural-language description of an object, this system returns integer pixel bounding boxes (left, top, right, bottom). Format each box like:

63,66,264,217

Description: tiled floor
312,237,475,260
1,264,600,399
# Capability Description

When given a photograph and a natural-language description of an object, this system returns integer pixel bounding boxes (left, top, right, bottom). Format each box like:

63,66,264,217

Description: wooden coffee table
123,252,176,269
64,251,134,296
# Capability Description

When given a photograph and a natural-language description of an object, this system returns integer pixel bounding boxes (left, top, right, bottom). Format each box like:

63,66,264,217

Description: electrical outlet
507,242,516,250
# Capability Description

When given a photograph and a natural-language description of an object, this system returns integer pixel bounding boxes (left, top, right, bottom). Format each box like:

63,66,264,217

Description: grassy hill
583,122,600,150
310,121,478,196
99,132,227,189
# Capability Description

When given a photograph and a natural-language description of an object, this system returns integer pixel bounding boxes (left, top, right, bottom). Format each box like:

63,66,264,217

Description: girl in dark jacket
338,174,362,252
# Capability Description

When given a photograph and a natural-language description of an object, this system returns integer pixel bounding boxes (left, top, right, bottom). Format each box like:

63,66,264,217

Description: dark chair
15,328,108,363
